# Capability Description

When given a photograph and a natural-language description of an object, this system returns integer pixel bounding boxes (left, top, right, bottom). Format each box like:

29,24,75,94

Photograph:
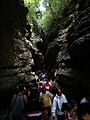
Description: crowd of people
6,75,90,120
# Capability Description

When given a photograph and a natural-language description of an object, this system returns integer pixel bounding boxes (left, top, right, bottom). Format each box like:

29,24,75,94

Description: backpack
11,95,24,119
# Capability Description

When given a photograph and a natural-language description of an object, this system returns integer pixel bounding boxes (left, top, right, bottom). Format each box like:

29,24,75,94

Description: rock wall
66,0,90,99
45,0,90,101
0,0,44,109
45,28,78,100
0,0,30,108
67,2,90,72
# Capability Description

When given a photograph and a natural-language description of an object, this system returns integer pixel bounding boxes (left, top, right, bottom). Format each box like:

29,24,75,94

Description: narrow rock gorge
0,0,90,114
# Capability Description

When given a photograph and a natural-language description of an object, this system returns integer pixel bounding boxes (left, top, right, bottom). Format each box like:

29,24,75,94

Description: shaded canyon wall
45,0,90,101
0,0,44,108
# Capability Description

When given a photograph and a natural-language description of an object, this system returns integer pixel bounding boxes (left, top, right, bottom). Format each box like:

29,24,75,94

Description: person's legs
47,106,51,119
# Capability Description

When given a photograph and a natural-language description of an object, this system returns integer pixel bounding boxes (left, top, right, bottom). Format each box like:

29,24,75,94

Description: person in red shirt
44,81,50,91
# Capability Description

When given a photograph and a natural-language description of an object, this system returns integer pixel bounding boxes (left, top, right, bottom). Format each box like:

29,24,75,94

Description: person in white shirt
80,95,90,104
52,87,68,120
80,98,88,104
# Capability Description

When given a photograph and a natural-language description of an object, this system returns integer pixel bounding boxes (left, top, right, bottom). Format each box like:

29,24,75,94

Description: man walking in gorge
8,84,28,120
40,86,53,120
52,87,68,120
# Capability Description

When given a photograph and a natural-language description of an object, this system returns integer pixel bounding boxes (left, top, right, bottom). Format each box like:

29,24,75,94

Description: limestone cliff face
0,0,44,109
45,27,77,99
67,2,90,72
45,0,90,100
0,29,43,109
0,0,31,89
66,0,90,98
0,0,30,108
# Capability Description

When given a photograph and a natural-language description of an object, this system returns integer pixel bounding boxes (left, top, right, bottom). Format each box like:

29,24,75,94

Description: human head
42,86,46,93
70,99,77,109
62,103,71,112
77,103,90,120
17,84,25,93
56,87,62,96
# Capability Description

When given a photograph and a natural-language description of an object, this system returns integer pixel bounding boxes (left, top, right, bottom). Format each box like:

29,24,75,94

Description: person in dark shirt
10,84,28,120
77,102,90,120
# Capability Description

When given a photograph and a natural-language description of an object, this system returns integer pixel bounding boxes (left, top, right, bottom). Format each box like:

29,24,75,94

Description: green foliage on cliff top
39,0,73,33
24,0,42,23
24,0,74,33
